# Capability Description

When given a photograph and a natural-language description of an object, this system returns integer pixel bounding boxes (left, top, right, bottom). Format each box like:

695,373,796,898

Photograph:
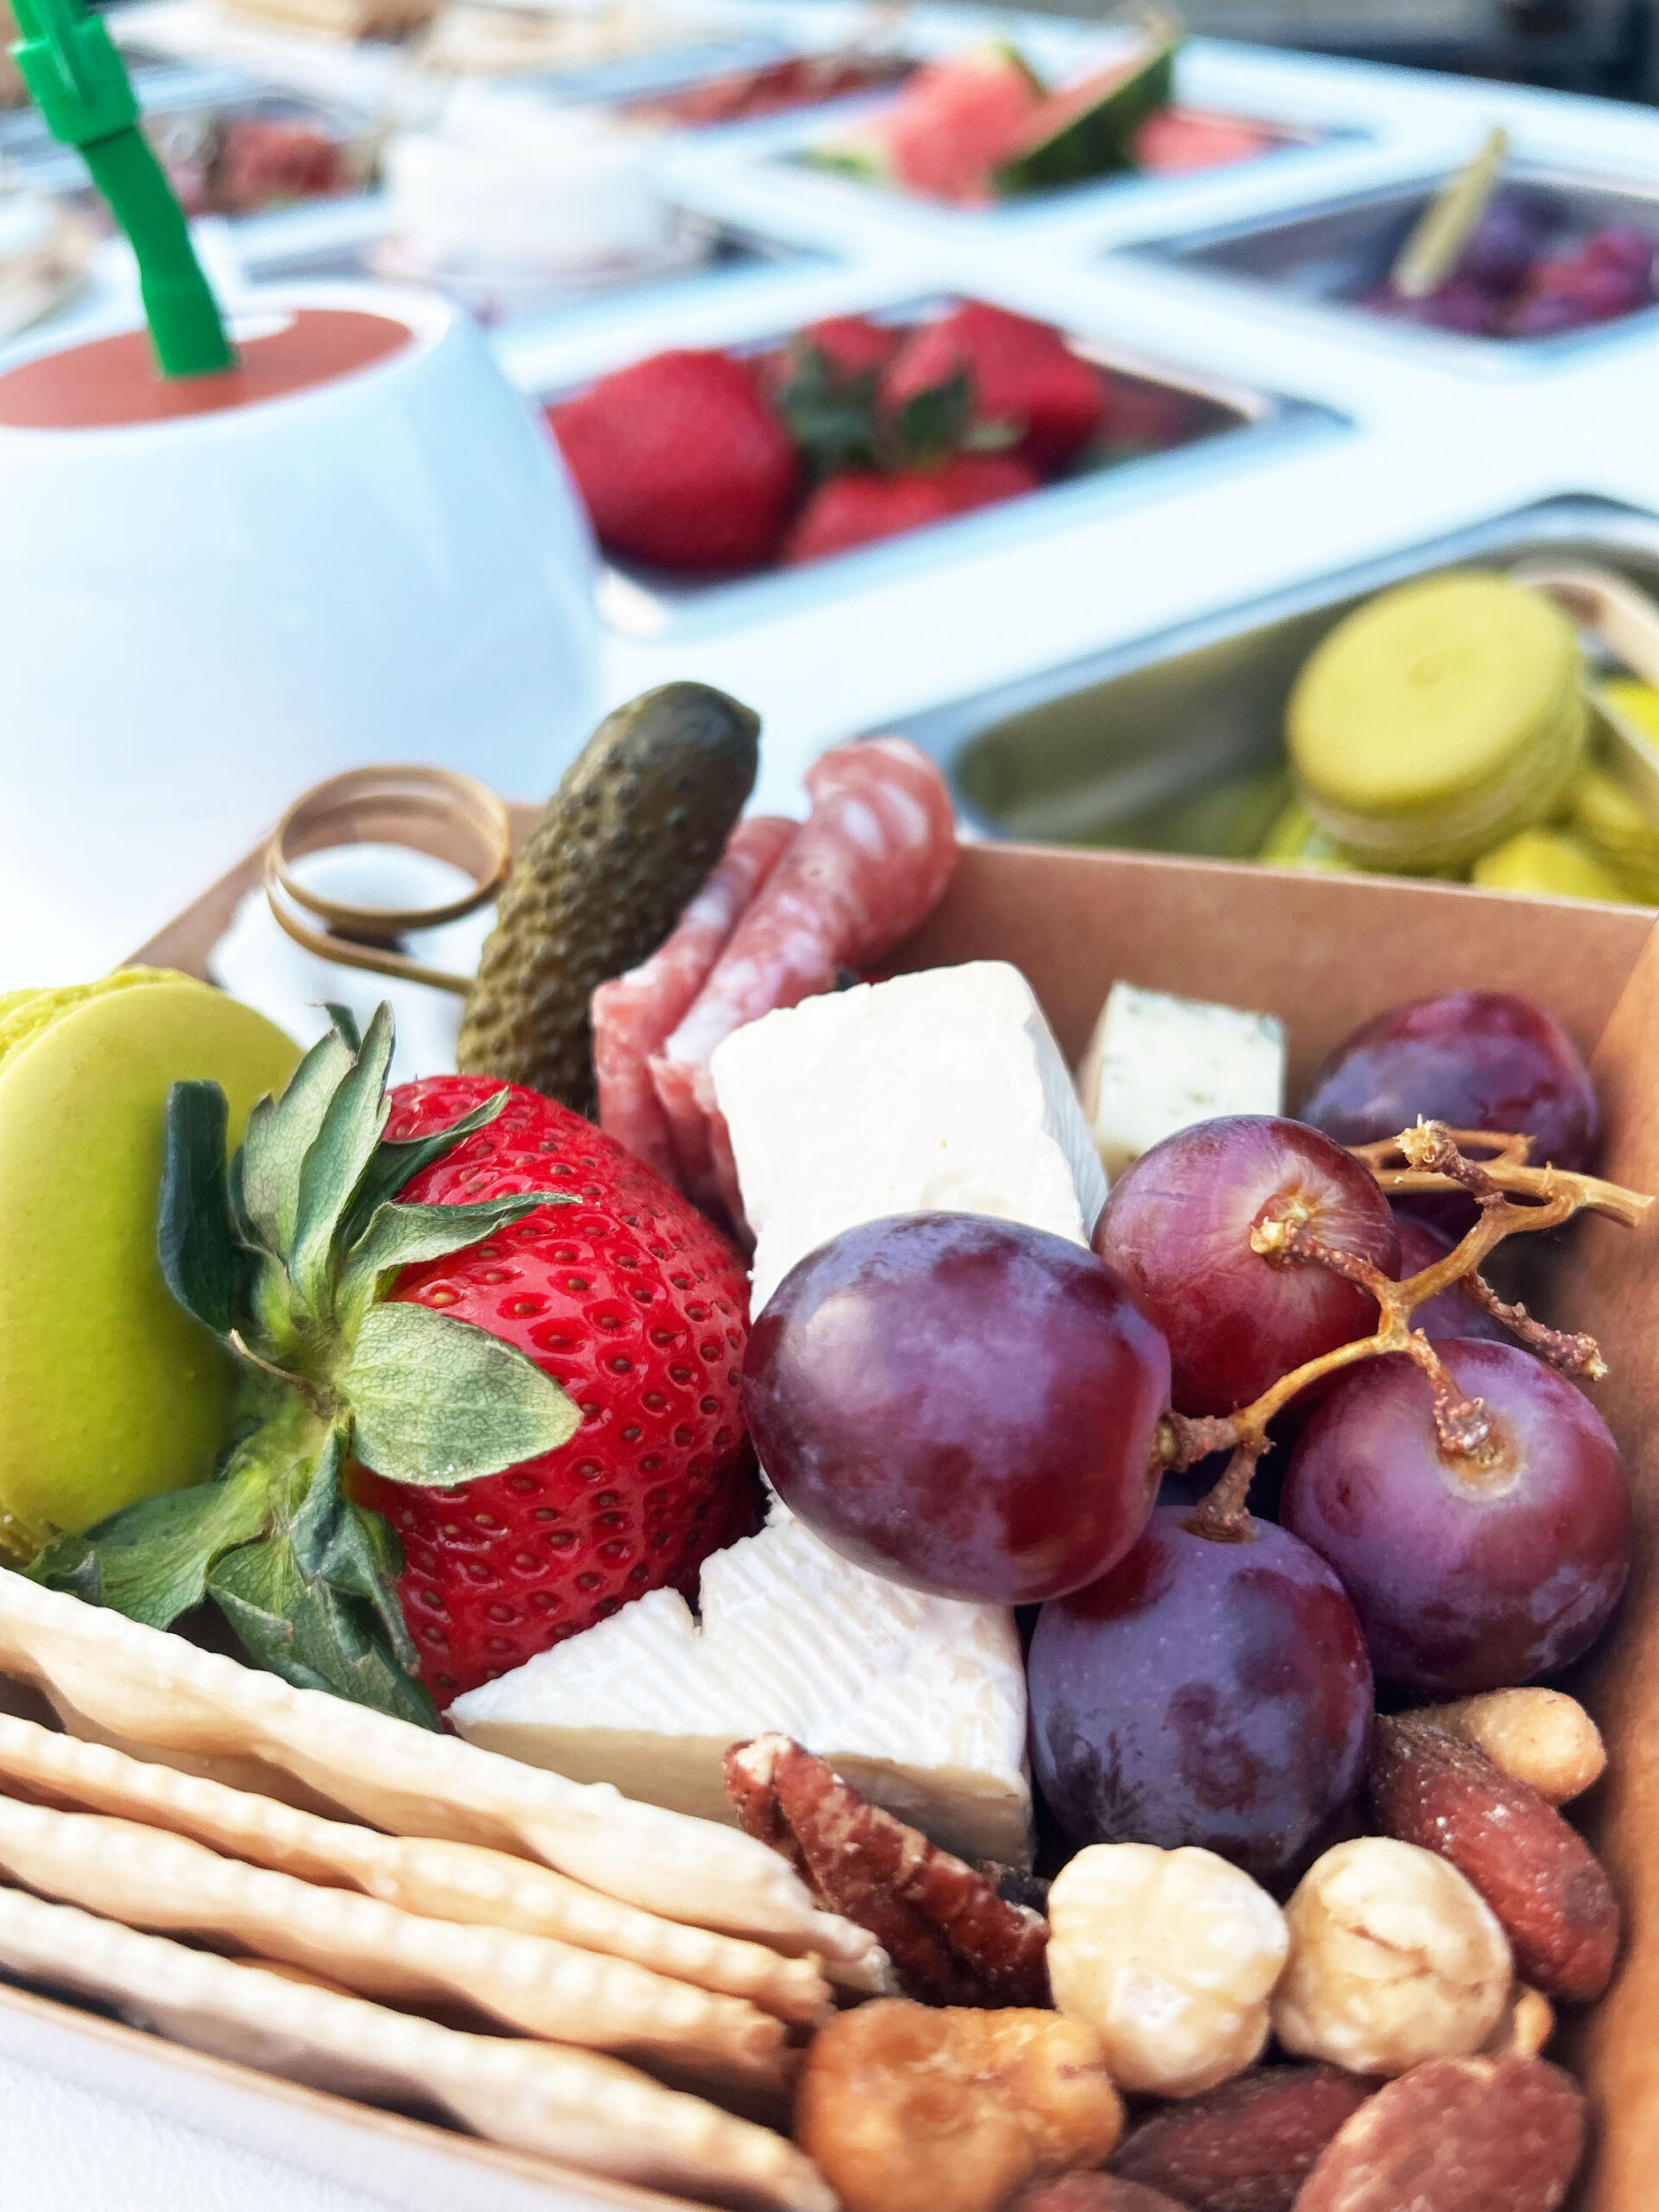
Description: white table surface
0,2057,395,2212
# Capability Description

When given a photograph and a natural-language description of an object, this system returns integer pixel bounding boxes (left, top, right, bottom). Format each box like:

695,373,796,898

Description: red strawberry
882,302,1107,472
784,451,1039,563
355,1077,756,1700
800,314,904,379
753,315,899,427
45,1007,757,1725
550,349,802,572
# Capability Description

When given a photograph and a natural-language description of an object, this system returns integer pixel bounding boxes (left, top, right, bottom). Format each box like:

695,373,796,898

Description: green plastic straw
9,0,235,376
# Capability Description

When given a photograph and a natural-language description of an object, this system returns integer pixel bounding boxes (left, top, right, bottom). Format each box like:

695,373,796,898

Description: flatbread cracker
0,1791,790,2095
0,1573,882,1982
0,1887,834,2212
0,1713,830,2025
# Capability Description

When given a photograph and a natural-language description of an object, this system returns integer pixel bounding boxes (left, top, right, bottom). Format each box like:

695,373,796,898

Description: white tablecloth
0,2054,394,2211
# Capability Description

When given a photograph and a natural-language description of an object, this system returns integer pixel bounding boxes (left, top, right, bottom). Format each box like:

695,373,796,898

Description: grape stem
1169,1119,1654,1541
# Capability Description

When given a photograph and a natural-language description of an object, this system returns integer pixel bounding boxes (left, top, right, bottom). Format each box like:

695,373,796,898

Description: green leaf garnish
31,1447,273,1628
157,1079,245,1338
208,1517,438,1731
238,1025,355,1258
891,368,975,467
340,1086,511,1249
321,1001,362,1056
335,1192,563,1334
340,1301,581,1486
289,1001,394,1312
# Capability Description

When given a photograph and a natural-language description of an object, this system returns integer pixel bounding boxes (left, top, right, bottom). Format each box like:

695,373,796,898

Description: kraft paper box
7,829,1653,2212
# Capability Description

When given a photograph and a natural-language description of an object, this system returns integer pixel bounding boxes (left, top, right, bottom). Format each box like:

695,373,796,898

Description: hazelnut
1272,1837,1511,2076
795,1999,1123,2212
1046,1844,1288,2098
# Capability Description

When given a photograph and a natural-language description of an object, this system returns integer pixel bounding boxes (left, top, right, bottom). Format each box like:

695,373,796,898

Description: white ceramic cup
0,280,600,975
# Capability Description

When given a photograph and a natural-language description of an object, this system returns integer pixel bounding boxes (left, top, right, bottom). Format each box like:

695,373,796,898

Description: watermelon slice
817,43,1044,207
1135,107,1280,174
993,28,1178,197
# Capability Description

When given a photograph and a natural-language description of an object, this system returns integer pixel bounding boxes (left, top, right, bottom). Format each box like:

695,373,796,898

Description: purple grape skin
1459,199,1550,293
1366,278,1499,335
1092,1116,1399,1419
1300,990,1599,1173
1029,1509,1373,1885
743,1212,1171,1605
1392,1211,1508,1342
1507,290,1597,337
1585,223,1656,283
1281,1338,1630,1696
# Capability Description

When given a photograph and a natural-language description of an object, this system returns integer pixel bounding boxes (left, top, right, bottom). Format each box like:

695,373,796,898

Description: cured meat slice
593,817,795,1183
650,739,957,1215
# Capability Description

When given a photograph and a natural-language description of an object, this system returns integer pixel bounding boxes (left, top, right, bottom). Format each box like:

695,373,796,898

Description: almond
1293,2055,1586,2212
1110,2063,1376,2212
1369,1712,1618,2003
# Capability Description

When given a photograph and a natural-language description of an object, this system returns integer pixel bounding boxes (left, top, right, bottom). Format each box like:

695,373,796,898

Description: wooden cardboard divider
12,830,1659,2212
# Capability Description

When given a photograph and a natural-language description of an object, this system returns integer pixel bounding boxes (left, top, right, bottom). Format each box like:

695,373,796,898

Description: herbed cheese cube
1077,981,1287,1178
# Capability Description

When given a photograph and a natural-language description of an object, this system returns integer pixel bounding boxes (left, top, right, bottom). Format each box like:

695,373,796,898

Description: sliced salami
593,816,795,1182
650,738,957,1216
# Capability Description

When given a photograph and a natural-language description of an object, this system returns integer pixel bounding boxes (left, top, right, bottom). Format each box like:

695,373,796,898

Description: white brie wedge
1077,981,1287,1178
453,961,1104,1868
450,1508,1030,1865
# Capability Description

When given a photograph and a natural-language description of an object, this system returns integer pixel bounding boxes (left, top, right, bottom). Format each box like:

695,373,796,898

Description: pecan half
1369,1713,1619,2003
725,1735,1049,2007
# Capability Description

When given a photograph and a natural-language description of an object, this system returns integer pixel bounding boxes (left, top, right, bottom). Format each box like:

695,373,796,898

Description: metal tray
1131,160,1659,358
878,493,1659,856
782,107,1332,219
2,77,377,217
539,296,1344,639
239,194,830,331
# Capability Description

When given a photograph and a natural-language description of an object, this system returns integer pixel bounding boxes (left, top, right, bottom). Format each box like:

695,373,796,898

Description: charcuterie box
0,825,1646,2209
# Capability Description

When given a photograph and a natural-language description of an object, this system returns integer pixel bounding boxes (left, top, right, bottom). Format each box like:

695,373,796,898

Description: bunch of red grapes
1363,186,1656,340
743,989,1632,1889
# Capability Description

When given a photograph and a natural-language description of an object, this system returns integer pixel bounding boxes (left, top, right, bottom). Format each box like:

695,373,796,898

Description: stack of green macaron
0,971,296,1558
1260,572,1659,904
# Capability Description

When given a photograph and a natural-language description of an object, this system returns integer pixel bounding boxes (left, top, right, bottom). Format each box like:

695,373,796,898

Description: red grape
1281,1338,1630,1695
743,1213,1171,1604
1028,1508,1373,1885
1092,1116,1399,1416
1459,190,1558,292
1391,1210,1508,1341
1300,991,1598,1173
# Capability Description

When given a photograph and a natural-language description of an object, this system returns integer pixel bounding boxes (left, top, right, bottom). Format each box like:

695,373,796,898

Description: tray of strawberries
543,299,1325,599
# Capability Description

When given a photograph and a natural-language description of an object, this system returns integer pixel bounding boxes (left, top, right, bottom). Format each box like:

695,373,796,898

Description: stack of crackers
0,1573,890,2209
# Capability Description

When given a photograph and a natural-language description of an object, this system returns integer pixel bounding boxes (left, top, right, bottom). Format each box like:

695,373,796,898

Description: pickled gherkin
457,683,760,1113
